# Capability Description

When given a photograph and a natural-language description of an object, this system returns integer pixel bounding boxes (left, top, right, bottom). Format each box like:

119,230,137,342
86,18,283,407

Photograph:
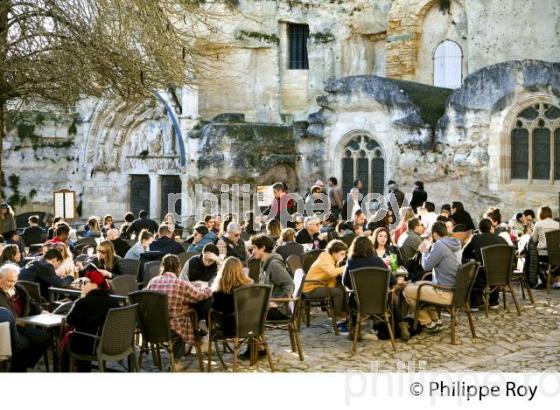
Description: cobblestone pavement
33,287,560,373
195,287,560,373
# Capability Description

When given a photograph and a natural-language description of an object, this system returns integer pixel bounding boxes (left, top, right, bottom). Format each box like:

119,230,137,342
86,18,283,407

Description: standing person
125,210,159,237
124,229,154,260
63,270,119,372
0,263,50,372
531,206,560,288
119,212,135,239
22,215,45,246
303,240,349,334
251,234,294,320
409,181,427,213
403,221,461,333
387,180,405,208
341,188,362,221
328,177,343,217
147,254,213,362
0,203,16,236
450,202,475,231
419,202,438,234
264,182,297,223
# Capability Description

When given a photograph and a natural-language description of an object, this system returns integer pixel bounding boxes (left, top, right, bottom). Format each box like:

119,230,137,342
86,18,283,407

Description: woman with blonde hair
78,240,122,277
393,207,415,245
266,219,282,244
83,216,101,238
211,256,252,335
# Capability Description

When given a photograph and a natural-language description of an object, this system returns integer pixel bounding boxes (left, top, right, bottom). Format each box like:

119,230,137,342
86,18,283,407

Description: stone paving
194,287,560,373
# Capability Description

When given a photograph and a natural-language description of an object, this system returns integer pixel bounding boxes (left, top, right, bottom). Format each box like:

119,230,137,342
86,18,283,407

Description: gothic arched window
511,103,560,182
341,134,384,196
434,40,462,89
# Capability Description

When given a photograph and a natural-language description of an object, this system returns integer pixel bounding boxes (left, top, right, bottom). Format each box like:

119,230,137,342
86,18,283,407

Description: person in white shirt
531,206,560,288
419,201,438,234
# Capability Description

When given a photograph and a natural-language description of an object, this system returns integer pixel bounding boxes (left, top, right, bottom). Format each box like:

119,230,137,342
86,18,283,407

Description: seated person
19,248,73,298
303,240,348,334
0,264,49,372
275,228,304,261
211,257,252,336
149,224,184,256
186,225,217,254
45,223,75,254
371,227,403,268
48,243,75,278
124,229,154,260
221,223,248,262
22,215,45,246
63,270,119,372
251,234,295,321
82,216,102,238
106,228,131,258
4,231,24,259
403,222,460,333
147,254,212,361
296,216,328,249
0,244,22,267
180,243,220,283
77,240,123,278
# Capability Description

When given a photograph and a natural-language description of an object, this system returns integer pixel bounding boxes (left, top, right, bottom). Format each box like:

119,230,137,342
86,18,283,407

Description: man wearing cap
180,243,220,283
64,270,119,371
187,225,217,253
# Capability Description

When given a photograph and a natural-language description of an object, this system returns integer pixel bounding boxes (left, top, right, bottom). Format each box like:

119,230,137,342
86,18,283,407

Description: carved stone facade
2,0,559,223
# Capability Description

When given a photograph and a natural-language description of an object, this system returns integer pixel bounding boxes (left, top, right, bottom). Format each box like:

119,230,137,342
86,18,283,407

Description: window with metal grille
288,23,309,70
510,103,560,182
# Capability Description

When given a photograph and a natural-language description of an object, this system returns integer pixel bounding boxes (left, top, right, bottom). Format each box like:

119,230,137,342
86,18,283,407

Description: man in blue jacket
187,225,217,253
403,221,460,333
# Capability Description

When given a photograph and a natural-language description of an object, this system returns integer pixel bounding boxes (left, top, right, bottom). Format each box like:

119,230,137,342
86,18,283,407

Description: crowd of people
0,177,558,372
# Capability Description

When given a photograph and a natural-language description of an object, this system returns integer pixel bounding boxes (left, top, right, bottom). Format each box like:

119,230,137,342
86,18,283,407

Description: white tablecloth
0,322,11,359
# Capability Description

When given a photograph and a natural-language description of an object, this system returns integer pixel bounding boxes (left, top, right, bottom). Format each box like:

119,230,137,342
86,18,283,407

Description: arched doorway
341,133,385,196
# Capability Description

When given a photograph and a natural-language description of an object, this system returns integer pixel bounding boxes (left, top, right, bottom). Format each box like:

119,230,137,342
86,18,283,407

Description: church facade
3,0,560,223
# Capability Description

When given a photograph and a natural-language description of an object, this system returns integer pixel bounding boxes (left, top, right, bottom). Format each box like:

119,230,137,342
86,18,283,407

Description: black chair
208,284,274,372
266,269,306,361
412,262,479,345
286,254,303,278
68,304,139,372
52,301,75,315
116,259,141,277
300,278,339,336
544,229,560,293
349,267,396,352
247,258,261,282
110,275,139,297
17,280,43,305
141,260,161,287
481,244,521,317
302,250,323,273
74,237,98,254
129,291,203,372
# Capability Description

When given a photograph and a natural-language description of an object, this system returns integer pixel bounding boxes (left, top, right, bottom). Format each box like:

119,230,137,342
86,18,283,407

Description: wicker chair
481,244,520,317
412,262,479,345
207,284,273,372
302,250,323,273
544,229,560,293
74,237,98,255
116,259,141,278
266,269,305,361
110,275,139,297
141,260,161,287
349,267,396,352
129,291,203,372
286,254,303,278
68,304,139,372
247,258,261,282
